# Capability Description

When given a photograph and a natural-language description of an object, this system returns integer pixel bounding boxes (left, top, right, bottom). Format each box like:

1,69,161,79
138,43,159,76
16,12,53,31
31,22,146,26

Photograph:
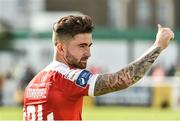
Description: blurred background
0,0,180,120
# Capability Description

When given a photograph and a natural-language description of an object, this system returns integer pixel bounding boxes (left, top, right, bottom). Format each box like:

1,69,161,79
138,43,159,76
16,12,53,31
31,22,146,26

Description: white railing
96,76,180,109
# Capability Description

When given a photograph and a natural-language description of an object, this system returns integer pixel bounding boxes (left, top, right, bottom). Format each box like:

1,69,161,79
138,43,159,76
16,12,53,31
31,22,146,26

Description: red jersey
23,61,98,120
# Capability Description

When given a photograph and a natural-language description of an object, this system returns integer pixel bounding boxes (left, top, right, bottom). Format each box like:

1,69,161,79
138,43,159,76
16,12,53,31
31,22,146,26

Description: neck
53,48,70,67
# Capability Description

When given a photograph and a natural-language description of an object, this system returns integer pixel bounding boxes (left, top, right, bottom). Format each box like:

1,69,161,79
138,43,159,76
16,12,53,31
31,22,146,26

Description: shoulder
43,61,98,82
42,61,100,96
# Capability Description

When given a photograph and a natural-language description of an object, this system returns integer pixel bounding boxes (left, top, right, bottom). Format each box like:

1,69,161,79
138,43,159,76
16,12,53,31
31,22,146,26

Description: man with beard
23,15,174,120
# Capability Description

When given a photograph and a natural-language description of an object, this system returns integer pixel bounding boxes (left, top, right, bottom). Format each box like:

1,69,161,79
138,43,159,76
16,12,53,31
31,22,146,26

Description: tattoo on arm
94,46,162,96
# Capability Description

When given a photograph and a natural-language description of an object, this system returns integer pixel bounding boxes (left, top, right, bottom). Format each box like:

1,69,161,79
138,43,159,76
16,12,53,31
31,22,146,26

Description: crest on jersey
75,70,92,88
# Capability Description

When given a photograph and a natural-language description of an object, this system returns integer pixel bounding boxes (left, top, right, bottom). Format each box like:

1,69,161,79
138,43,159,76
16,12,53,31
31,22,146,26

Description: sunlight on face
64,33,93,69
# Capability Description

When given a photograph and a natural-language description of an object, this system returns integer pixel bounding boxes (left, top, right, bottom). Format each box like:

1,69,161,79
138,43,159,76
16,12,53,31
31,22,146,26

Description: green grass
0,105,180,120
0,106,23,120
83,105,180,120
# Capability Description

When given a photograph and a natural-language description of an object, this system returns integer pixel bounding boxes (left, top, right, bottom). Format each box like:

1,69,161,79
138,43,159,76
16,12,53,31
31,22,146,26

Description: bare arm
94,24,174,96
94,45,161,96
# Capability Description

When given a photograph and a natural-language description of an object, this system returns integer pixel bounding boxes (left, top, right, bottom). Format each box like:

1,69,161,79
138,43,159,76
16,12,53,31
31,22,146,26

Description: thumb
158,24,162,31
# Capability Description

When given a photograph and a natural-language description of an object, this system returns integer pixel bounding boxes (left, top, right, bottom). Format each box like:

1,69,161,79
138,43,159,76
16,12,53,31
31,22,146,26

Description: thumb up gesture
154,24,174,50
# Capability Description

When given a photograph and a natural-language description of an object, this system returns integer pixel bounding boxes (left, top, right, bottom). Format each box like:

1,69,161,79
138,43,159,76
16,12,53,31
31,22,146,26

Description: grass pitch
83,105,180,120
0,106,23,120
0,105,180,120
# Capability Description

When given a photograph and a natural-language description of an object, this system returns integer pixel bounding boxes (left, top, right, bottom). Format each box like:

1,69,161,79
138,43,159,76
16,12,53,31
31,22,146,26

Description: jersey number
26,105,54,120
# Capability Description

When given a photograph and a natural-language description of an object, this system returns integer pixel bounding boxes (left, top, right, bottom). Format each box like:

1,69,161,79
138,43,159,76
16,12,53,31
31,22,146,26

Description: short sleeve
62,69,99,97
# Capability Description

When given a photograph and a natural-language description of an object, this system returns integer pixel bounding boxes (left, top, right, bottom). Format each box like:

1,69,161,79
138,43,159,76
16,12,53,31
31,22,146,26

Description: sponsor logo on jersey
75,70,92,88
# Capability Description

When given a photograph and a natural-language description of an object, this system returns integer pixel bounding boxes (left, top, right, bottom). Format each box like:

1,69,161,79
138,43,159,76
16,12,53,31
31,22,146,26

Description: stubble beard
65,51,88,69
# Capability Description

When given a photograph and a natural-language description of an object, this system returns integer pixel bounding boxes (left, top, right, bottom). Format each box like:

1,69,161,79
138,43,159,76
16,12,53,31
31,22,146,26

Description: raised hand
154,24,174,50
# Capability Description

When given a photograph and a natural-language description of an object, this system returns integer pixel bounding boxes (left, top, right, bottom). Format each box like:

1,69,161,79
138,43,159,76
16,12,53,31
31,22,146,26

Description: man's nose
85,48,91,57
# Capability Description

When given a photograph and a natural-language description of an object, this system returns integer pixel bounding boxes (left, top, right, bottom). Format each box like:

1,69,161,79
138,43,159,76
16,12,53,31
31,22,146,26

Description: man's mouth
81,57,89,62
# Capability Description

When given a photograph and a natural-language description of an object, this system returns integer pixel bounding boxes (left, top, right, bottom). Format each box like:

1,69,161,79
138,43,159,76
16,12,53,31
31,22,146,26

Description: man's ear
56,43,65,55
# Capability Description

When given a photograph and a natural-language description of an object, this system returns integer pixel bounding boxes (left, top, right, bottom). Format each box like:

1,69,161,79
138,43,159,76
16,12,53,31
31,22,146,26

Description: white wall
12,38,178,73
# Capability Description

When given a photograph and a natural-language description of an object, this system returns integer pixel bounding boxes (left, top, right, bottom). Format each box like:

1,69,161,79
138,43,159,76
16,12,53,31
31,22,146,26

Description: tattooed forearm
94,45,162,96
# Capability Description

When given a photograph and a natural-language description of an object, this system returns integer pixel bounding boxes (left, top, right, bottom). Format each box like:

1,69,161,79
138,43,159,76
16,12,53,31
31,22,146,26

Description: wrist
153,43,164,52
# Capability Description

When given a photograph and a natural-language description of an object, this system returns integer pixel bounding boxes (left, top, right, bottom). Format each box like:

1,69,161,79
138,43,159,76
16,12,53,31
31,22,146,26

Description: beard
65,51,89,69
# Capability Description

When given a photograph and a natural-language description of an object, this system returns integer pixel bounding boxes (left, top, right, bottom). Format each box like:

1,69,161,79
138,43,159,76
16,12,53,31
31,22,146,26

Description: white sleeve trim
88,74,99,97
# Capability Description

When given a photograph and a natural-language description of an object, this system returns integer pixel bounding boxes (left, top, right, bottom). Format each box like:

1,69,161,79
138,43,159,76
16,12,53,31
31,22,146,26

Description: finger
170,33,175,41
158,24,162,31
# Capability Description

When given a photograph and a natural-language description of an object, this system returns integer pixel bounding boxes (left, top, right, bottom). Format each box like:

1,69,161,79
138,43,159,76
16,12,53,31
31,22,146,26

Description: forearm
94,45,162,96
